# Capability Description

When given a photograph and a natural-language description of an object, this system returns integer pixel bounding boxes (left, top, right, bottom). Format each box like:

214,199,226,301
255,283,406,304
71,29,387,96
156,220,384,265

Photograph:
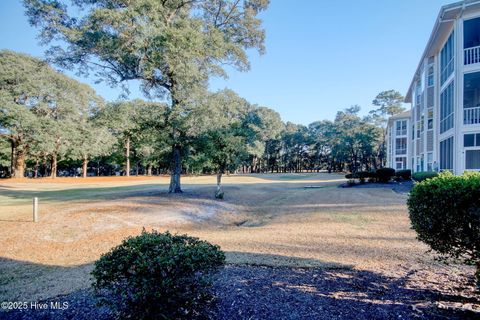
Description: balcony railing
395,148,407,155
464,106,480,124
396,129,407,136
464,46,480,65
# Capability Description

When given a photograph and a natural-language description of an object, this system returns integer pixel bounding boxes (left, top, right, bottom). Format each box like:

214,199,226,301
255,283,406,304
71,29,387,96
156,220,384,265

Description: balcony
464,106,480,125
395,148,407,155
464,46,480,65
464,17,480,66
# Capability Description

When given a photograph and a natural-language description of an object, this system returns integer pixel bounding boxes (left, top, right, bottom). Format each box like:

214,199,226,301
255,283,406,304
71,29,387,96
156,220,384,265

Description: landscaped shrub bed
395,169,411,181
412,171,438,182
407,172,480,289
375,167,395,183
91,229,225,319
345,168,402,184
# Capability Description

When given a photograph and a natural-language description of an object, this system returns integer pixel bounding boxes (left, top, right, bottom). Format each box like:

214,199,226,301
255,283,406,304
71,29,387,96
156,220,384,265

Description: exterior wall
386,116,411,170
456,11,480,174
402,3,480,175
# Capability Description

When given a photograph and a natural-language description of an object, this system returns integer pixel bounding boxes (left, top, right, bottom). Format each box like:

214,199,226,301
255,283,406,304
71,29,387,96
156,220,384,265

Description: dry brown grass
0,173,459,302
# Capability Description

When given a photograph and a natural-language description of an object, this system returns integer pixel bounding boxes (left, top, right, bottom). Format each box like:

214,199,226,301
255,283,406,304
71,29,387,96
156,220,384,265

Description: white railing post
33,197,38,222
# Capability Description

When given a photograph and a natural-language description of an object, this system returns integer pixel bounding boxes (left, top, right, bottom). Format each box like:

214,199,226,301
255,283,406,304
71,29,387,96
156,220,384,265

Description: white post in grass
33,197,38,222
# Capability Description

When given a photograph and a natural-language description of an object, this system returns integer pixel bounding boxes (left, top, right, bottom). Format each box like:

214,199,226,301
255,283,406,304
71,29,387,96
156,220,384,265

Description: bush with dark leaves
407,172,480,289
375,167,395,183
92,229,225,319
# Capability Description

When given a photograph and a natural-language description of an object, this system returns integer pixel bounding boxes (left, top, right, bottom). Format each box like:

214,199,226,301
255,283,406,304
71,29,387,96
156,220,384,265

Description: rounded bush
375,167,395,183
395,169,411,181
91,230,226,319
407,172,480,288
412,171,438,182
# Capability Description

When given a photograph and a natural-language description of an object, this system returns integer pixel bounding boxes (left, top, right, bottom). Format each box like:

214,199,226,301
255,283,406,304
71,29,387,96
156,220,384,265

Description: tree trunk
125,136,130,177
475,261,480,291
147,164,153,176
215,172,224,199
82,156,88,178
169,144,182,193
10,139,26,178
51,155,57,179
34,160,39,178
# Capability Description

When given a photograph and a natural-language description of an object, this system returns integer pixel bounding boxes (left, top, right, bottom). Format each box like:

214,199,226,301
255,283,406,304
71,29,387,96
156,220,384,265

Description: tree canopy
24,0,270,192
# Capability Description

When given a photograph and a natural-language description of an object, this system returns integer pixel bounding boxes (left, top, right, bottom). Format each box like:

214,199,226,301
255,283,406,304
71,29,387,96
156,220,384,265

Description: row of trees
0,0,406,195
0,50,405,193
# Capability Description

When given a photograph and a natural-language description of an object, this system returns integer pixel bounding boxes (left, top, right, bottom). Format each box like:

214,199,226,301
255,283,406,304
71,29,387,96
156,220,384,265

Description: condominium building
386,110,411,170
387,0,480,174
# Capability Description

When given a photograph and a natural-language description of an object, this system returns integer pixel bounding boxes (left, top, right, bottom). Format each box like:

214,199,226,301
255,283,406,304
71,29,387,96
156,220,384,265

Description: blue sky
0,0,454,124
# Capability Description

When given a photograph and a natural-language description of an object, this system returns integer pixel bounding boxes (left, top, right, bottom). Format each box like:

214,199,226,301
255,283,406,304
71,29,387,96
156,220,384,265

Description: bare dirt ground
0,173,479,319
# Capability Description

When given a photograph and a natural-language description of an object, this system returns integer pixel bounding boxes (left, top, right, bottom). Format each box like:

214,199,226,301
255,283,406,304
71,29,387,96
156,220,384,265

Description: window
464,17,480,49
440,137,454,171
463,72,480,109
441,32,455,85
440,82,454,133
416,155,424,172
463,72,480,124
395,138,407,155
395,157,406,170
464,133,480,147
427,153,433,171
396,120,407,136
427,66,434,87
427,109,433,130
466,150,480,169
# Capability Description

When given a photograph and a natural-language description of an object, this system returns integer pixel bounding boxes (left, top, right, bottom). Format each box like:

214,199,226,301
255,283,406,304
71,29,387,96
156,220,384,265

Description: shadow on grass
239,172,345,182
1,252,479,320
0,184,168,206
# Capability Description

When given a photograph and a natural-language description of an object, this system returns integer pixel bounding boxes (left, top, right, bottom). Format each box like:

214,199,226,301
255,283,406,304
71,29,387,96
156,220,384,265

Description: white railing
396,129,407,136
464,106,480,124
395,148,407,155
464,46,480,65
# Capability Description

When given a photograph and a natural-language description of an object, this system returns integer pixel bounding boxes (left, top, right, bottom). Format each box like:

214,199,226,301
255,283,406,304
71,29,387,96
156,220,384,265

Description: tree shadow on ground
1,253,479,320
212,252,480,320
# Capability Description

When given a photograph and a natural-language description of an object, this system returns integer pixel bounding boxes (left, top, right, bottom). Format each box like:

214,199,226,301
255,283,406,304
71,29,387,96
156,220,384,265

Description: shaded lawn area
0,173,478,318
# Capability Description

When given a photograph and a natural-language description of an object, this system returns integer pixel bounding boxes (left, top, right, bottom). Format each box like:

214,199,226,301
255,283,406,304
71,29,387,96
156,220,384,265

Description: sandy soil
0,173,478,316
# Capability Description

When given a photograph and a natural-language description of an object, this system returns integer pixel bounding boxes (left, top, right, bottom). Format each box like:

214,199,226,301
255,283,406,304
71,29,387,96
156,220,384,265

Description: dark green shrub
356,171,372,182
407,172,480,289
345,173,356,185
395,169,412,181
91,230,226,319
375,167,395,183
412,171,438,182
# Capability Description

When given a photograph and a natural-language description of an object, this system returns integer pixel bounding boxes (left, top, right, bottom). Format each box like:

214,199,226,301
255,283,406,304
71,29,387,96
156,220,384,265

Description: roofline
404,1,480,103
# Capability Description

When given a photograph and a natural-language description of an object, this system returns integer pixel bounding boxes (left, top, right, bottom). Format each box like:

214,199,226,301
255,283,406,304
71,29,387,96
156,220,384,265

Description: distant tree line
1,0,406,195
0,51,405,187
